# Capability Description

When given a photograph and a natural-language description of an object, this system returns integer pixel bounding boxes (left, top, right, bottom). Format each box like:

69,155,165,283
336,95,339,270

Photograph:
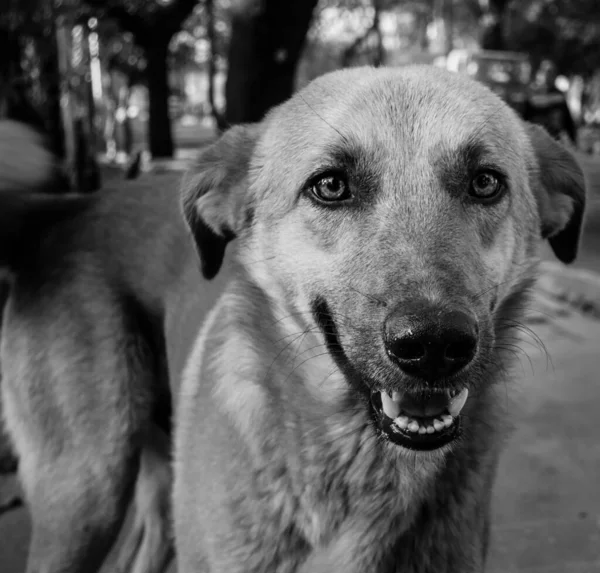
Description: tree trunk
224,0,320,125
480,0,511,51
145,37,174,158
442,0,454,55
206,0,226,130
41,8,66,159
373,3,384,67
481,22,505,50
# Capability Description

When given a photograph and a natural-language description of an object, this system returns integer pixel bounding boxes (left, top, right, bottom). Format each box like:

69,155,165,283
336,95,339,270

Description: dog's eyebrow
456,140,491,172
303,142,380,202
321,144,360,170
433,139,498,197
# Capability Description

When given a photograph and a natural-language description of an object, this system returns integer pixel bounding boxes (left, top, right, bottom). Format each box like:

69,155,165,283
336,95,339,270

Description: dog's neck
207,271,442,540
186,266,505,563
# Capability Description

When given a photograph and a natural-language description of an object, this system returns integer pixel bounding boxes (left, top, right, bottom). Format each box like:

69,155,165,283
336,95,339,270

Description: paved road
488,264,600,572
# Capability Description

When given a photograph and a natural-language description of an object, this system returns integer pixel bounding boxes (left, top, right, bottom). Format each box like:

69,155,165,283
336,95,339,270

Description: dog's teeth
394,415,409,429
408,420,419,432
433,418,444,431
426,425,435,434
447,388,469,417
381,391,400,419
442,414,453,427
418,426,427,434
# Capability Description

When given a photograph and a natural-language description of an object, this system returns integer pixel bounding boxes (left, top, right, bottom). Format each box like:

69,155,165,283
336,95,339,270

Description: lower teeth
391,413,455,434
379,387,469,436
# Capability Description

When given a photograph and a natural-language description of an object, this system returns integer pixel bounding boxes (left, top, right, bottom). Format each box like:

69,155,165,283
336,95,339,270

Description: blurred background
1,0,600,190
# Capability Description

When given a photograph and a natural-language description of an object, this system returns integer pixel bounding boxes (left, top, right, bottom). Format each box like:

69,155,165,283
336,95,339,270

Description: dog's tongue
398,391,449,417
380,388,469,419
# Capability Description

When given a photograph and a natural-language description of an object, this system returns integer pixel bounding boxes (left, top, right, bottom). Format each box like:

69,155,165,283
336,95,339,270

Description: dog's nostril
390,340,425,361
445,337,477,362
384,304,478,381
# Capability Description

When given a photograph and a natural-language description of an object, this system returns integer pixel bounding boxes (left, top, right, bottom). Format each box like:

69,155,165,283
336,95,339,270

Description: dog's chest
272,423,419,563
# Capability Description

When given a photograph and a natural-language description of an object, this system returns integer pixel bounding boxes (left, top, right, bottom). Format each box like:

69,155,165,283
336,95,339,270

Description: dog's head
182,66,585,457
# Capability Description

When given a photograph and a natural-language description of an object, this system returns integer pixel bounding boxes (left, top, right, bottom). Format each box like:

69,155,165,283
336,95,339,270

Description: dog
173,66,585,572
0,120,216,573
0,63,585,573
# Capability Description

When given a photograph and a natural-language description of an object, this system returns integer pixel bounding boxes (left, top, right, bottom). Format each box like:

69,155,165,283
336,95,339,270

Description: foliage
171,0,231,70
82,0,199,45
303,0,600,78
507,0,600,77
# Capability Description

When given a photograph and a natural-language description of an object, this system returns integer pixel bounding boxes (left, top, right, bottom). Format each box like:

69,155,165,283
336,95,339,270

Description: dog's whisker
242,254,281,266
345,284,387,307
494,344,536,376
496,320,553,372
266,327,322,384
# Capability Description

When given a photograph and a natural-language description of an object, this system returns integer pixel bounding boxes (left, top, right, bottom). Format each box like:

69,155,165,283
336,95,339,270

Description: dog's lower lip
371,391,464,451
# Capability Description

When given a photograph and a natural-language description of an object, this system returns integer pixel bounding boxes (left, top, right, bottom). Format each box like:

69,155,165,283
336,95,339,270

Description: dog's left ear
181,123,261,279
525,122,586,264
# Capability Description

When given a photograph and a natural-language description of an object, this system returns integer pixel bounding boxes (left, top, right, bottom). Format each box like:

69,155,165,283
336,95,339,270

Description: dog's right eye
308,172,351,203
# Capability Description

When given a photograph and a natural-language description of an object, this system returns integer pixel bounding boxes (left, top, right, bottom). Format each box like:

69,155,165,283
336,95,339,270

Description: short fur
0,120,212,573
174,66,585,573
0,65,586,573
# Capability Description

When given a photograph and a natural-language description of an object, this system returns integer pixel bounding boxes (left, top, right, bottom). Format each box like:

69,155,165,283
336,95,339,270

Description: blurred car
446,49,532,116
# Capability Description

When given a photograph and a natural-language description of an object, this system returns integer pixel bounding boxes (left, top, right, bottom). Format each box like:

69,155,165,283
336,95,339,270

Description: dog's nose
384,303,478,381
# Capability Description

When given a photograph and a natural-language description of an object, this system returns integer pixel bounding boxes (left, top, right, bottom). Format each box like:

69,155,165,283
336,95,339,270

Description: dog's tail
0,120,58,191
0,120,86,275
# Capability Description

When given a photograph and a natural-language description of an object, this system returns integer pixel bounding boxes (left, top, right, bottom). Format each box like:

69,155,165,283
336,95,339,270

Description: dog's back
0,120,207,573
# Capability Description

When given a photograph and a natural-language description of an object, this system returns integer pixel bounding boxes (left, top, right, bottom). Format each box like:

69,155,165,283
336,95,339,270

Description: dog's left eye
309,173,351,203
469,172,504,202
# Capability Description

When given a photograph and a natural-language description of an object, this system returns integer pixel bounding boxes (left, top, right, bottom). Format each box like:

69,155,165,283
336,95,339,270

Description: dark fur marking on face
244,205,255,229
312,298,372,401
433,140,492,200
432,139,510,249
303,143,381,211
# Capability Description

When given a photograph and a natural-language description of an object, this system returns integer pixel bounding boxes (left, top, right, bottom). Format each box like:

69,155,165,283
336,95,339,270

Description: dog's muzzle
371,387,467,451
374,302,477,450
313,298,477,452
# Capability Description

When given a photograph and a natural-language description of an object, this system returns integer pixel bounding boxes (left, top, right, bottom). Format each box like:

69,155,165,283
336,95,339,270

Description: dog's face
182,66,585,457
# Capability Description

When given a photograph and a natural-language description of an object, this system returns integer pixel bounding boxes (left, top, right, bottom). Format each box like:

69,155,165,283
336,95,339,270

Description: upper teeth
381,391,400,418
379,387,469,431
448,388,469,417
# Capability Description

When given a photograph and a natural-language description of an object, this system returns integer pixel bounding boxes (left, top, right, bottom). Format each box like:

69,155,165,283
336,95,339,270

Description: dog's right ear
181,123,261,280
525,123,586,264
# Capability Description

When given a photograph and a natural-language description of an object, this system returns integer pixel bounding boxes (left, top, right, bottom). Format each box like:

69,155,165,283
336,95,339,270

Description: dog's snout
384,304,478,381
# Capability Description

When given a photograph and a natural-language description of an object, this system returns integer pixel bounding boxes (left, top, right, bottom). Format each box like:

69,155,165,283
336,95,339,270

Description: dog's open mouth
371,387,468,451
312,298,469,451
